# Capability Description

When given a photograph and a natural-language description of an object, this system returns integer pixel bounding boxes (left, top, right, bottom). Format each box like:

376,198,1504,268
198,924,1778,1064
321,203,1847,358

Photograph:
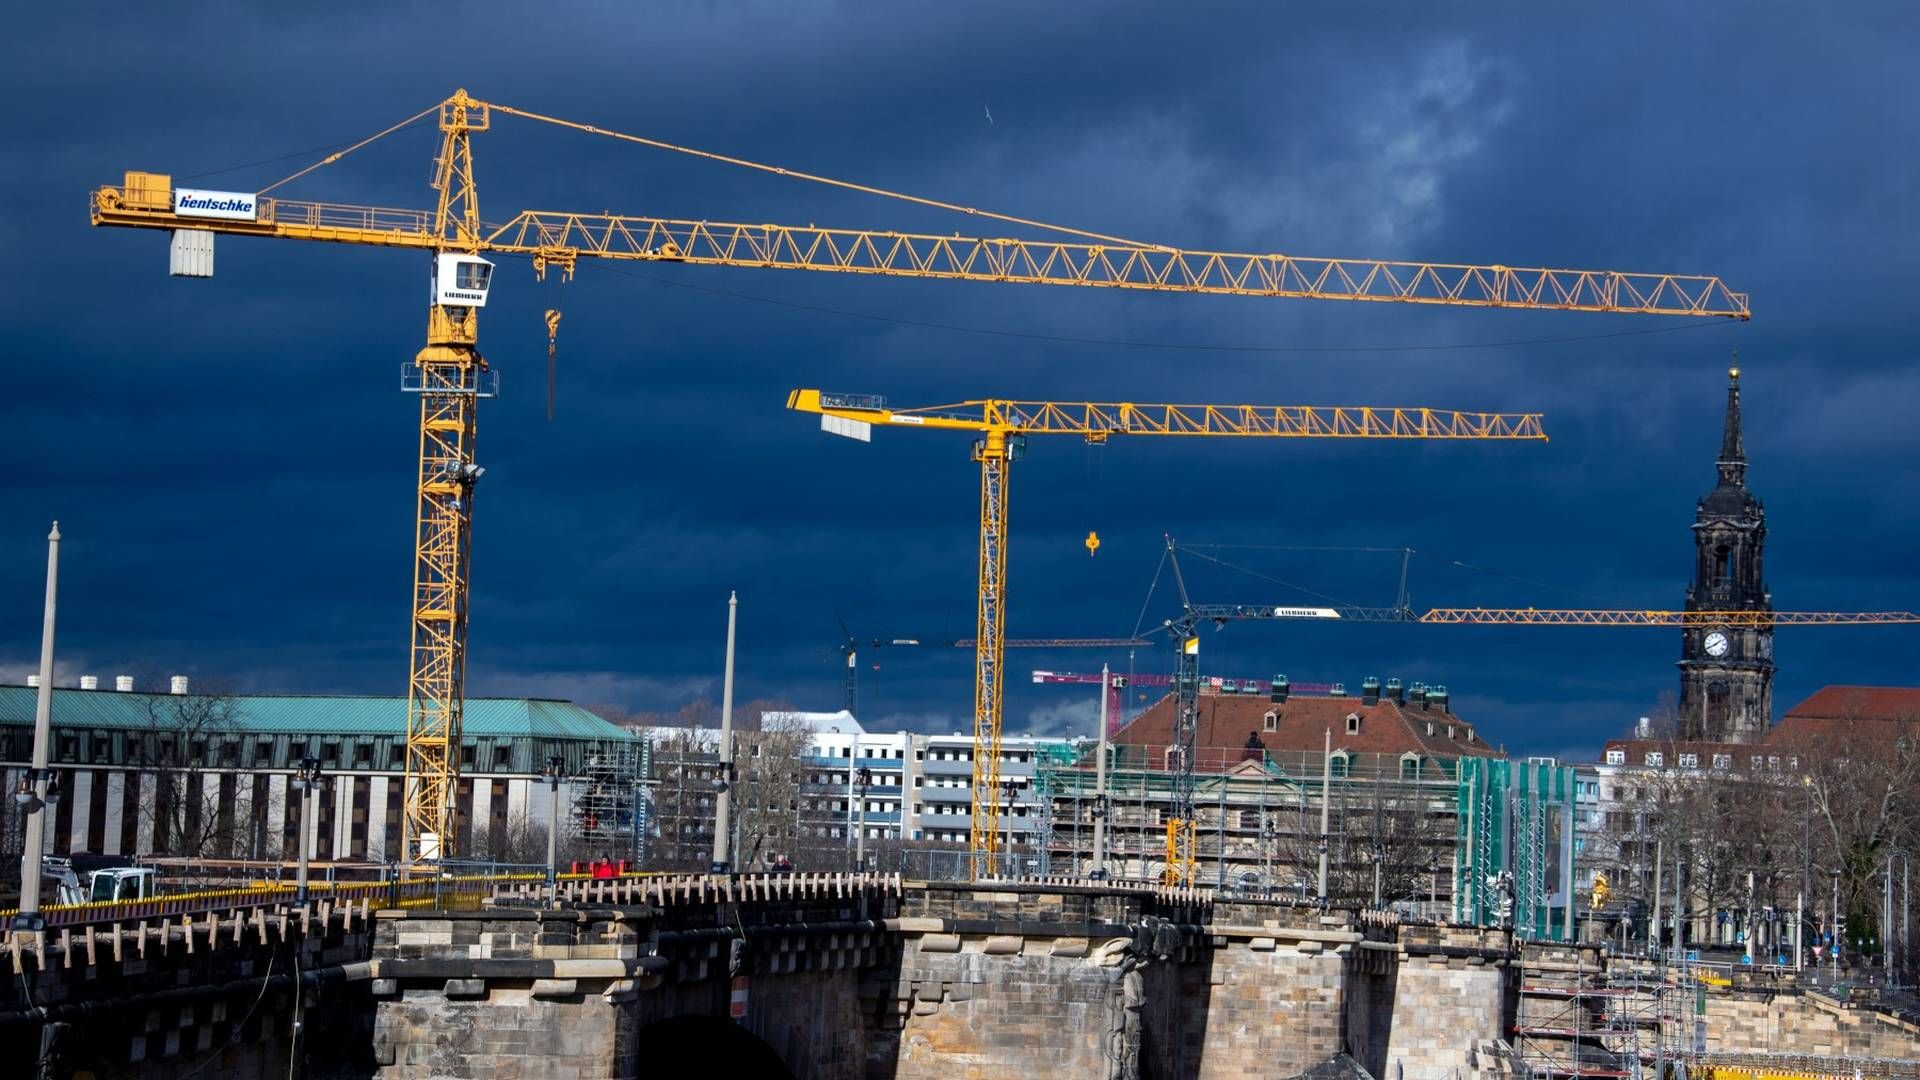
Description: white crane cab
433,253,494,308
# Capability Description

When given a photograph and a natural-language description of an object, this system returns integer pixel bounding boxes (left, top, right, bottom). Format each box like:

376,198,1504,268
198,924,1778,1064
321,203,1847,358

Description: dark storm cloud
3,3,1915,755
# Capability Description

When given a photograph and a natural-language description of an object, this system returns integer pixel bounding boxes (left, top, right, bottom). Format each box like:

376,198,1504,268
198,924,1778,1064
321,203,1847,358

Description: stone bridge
1,874,1914,1079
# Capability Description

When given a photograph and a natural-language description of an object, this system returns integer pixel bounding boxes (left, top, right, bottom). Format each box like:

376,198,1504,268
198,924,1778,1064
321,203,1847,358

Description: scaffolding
1457,756,1579,940
1515,950,1701,1079
1036,745,1462,901
569,739,650,865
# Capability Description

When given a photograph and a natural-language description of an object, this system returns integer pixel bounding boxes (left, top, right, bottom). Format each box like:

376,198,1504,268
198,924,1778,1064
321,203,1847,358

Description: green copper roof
0,686,631,743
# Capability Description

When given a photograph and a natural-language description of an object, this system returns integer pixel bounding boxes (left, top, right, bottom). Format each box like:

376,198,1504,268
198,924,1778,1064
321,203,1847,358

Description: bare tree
472,807,549,865
132,686,250,859
1776,702,1920,955
641,699,844,872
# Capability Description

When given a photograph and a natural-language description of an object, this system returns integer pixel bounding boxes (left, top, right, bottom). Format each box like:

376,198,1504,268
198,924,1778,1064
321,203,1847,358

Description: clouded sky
5,3,1916,757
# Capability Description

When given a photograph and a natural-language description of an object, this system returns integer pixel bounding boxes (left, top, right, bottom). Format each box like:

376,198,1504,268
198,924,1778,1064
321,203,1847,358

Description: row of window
812,745,1043,764
1604,749,1797,771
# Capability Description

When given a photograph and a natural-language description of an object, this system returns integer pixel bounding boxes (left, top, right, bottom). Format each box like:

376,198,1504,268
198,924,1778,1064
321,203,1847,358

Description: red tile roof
1783,686,1920,722
1113,691,1499,762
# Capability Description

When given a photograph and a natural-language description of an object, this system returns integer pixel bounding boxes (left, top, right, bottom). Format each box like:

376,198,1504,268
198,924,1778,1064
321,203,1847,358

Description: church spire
1717,355,1745,488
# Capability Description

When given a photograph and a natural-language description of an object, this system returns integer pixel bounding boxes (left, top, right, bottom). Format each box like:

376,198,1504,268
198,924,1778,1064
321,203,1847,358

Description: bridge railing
491,871,905,909
1011,874,1216,907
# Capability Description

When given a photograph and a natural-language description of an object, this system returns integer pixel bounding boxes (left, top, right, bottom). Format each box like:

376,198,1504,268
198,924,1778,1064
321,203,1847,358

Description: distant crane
1152,538,1920,885
788,390,1549,873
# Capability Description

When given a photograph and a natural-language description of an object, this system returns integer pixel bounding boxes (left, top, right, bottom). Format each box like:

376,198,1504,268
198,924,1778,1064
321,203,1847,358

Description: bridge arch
635,1015,795,1079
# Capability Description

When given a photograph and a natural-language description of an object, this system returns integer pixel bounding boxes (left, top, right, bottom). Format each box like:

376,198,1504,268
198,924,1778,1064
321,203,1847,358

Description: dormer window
1346,713,1361,735
1426,721,1434,737
1606,750,1625,765
1446,725,1455,740
1646,751,1664,767
1263,710,1278,733
1712,754,1731,770
1678,753,1698,769
1328,751,1351,779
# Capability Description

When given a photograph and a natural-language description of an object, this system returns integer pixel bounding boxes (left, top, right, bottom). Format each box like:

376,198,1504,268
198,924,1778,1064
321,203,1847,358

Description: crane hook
1085,530,1100,557
544,309,562,422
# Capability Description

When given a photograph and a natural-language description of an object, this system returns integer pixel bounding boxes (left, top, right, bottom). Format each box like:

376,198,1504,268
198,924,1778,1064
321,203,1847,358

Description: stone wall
1179,910,1358,1078
880,884,1176,1079
1703,989,1920,1059
0,902,373,1079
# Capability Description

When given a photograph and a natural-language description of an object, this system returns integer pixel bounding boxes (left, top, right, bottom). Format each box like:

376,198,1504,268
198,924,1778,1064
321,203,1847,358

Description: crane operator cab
433,253,494,308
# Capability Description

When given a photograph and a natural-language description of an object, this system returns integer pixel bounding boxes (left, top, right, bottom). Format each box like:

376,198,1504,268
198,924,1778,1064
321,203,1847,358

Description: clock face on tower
1704,631,1730,658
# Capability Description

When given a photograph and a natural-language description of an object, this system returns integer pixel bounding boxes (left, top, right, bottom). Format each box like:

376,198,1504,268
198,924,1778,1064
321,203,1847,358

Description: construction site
6,8,1920,1075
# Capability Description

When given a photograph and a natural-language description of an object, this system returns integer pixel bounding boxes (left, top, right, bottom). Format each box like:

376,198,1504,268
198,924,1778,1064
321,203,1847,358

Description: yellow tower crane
785,390,1550,873
90,90,1748,863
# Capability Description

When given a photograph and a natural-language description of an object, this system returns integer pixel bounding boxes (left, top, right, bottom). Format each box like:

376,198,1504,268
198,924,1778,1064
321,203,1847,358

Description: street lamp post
1000,778,1020,878
853,766,871,873
1832,867,1843,977
13,522,60,934
1802,776,1813,968
543,756,564,894
1260,816,1279,898
1090,663,1110,881
291,757,323,905
709,592,739,875
1316,727,1331,905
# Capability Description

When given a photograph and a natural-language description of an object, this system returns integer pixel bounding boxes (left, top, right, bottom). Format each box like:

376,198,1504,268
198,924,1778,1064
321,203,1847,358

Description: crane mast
398,93,492,861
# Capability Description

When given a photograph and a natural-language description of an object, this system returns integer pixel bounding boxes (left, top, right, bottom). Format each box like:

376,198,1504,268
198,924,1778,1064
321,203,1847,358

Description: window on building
92,736,111,763
1346,714,1361,735
1678,753,1698,769
1263,711,1278,732
57,734,77,762
1400,757,1422,781
1605,750,1625,765
1767,756,1780,770
1329,753,1350,779
1645,752,1664,767
1712,754,1731,770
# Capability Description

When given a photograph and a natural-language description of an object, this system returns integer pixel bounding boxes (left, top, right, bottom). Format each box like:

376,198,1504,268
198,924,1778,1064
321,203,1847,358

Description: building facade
641,711,1074,873
1678,365,1774,742
1041,679,1502,906
0,683,639,868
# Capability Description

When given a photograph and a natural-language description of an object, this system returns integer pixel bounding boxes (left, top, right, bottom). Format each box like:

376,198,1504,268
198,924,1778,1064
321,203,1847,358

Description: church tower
1677,363,1773,742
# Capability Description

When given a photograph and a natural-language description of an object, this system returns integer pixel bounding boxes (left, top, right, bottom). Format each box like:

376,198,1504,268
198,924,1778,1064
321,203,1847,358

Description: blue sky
4,3,1916,756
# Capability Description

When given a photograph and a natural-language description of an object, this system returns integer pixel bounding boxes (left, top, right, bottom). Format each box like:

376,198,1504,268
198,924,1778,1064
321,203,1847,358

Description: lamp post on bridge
544,755,564,896
12,522,60,934
1000,778,1020,878
292,756,323,905
853,766,872,873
